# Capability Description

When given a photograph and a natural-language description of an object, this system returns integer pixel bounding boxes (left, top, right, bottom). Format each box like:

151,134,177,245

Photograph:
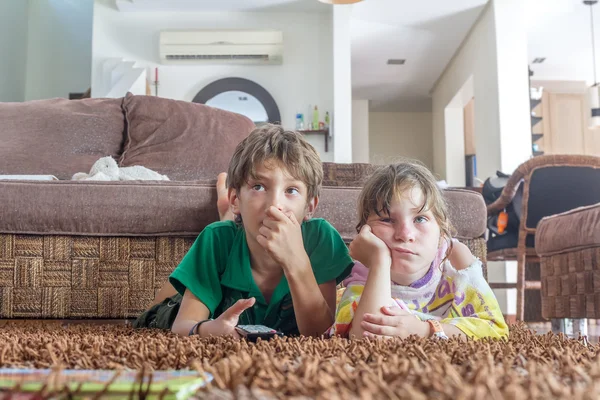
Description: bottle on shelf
324,112,330,130
295,113,304,130
312,106,319,131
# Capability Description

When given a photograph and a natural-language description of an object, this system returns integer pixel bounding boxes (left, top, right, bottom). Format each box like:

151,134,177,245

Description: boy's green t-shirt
169,218,354,335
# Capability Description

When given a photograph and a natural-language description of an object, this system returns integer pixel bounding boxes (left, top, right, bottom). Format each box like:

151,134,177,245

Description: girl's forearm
349,262,393,338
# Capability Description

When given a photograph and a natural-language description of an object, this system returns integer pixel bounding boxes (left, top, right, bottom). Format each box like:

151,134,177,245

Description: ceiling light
387,59,406,65
584,0,600,129
318,0,364,4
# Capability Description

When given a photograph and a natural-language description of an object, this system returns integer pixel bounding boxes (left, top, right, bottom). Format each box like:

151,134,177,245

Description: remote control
235,325,283,342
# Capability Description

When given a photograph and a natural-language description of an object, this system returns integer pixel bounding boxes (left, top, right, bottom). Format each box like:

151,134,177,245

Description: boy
134,124,354,337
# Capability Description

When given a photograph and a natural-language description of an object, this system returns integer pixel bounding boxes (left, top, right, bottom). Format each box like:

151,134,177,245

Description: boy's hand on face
349,225,392,269
257,206,309,271
360,305,430,339
199,298,255,338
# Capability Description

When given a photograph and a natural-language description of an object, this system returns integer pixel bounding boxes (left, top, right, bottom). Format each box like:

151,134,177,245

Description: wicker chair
486,155,600,321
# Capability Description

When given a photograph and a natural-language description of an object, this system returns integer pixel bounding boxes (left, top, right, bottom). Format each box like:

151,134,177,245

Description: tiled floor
527,320,600,342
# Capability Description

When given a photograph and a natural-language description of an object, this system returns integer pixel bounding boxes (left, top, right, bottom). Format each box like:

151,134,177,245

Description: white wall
92,0,334,161
431,2,500,183
0,1,29,102
369,112,433,169
332,5,352,163
25,0,94,101
432,0,531,316
494,0,532,174
352,99,369,163
432,0,531,182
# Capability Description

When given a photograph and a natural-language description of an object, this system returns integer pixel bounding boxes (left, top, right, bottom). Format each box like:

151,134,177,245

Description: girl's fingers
361,320,396,336
381,306,412,316
363,313,398,326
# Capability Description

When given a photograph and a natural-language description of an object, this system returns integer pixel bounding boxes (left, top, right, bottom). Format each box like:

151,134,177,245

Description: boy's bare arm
171,289,211,336
172,288,256,337
258,206,337,336
286,265,337,336
150,281,178,307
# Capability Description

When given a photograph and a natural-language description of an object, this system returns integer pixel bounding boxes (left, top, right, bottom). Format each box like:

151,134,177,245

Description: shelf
532,133,543,143
530,99,541,110
298,129,329,152
298,129,328,133
531,116,543,128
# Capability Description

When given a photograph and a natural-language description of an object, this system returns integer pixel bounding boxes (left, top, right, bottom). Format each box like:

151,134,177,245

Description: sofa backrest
0,97,125,180
0,95,256,182
119,94,255,181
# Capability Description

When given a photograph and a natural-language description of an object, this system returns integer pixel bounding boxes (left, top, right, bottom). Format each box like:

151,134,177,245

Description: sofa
0,94,488,319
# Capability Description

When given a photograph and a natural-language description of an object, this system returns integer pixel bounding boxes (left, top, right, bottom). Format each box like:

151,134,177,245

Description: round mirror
205,91,268,124
192,78,281,125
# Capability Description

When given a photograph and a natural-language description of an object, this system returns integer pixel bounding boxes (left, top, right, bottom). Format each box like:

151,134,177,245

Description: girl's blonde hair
356,160,454,261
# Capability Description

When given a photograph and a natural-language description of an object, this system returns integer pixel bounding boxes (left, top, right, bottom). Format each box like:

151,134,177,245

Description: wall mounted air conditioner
159,30,283,65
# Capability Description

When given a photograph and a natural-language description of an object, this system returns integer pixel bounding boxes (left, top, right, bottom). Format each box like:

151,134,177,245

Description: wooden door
547,93,586,154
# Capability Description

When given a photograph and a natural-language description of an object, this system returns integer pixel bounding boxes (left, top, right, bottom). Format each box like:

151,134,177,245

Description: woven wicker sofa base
0,233,487,319
541,247,600,319
0,233,195,318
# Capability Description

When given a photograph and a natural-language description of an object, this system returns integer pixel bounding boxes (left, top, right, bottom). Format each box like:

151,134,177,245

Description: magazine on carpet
0,368,213,399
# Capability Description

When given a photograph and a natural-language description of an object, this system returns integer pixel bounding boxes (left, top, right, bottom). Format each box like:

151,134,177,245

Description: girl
329,162,508,340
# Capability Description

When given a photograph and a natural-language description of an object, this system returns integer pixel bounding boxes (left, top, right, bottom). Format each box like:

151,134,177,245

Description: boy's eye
251,184,264,191
414,216,428,224
286,187,300,195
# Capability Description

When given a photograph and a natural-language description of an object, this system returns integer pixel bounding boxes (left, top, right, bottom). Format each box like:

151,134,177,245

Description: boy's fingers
220,298,256,323
265,206,286,221
286,211,299,226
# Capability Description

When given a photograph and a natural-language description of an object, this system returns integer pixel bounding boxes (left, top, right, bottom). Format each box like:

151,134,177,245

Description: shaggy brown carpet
0,322,599,399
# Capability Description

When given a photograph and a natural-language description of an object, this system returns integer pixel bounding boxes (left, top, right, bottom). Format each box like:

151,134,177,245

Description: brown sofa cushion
0,182,486,242
0,180,218,237
119,94,255,181
322,162,376,187
0,97,125,180
535,203,600,256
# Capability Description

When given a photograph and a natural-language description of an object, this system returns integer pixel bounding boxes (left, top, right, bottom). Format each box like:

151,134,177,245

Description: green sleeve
169,221,236,315
302,219,354,285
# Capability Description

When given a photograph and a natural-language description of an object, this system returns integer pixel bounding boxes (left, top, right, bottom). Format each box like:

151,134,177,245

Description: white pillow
0,175,58,181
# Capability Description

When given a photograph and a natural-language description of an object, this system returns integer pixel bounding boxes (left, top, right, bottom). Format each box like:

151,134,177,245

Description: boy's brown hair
356,160,454,260
226,124,323,199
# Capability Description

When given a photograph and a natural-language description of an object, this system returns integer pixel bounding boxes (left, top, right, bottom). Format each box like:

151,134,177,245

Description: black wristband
188,319,213,336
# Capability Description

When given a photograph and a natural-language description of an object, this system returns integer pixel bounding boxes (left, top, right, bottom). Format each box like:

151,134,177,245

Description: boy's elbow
171,320,189,337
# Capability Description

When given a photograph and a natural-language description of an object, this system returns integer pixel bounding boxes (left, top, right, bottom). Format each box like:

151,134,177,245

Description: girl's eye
286,187,300,195
252,184,264,191
380,218,393,223
414,216,428,224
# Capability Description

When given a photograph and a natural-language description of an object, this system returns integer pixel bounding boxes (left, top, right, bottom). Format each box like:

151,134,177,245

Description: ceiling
527,0,600,84
350,0,488,112
115,0,330,12
114,0,490,112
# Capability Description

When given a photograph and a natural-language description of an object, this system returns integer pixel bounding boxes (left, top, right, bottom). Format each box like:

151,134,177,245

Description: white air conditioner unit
159,30,283,65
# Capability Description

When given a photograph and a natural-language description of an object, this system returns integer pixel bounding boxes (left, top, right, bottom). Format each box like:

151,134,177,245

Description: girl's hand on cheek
349,225,392,269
